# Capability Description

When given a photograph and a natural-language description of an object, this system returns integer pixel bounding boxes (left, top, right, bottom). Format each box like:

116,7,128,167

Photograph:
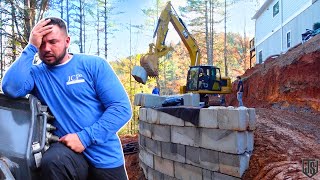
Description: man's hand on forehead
29,18,53,49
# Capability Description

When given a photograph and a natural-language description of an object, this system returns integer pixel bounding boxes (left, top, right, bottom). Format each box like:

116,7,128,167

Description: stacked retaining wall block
135,93,256,180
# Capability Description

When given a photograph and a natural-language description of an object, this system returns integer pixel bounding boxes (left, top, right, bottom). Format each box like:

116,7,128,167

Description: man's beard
42,48,67,66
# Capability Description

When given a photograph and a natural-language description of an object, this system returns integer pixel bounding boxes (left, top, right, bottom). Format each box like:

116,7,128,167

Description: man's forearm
2,44,37,98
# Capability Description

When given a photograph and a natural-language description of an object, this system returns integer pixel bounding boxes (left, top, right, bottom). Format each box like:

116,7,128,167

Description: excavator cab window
212,67,222,91
186,67,199,91
198,67,210,90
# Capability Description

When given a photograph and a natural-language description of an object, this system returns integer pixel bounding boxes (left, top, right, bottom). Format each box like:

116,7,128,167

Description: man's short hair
45,17,68,35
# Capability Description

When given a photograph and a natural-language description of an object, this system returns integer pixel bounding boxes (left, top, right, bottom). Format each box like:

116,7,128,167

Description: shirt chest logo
66,73,85,85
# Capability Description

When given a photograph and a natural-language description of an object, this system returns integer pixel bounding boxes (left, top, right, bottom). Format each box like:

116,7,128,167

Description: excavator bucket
140,54,159,77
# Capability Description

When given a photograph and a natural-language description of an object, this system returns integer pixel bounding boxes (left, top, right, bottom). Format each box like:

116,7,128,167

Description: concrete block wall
137,105,256,180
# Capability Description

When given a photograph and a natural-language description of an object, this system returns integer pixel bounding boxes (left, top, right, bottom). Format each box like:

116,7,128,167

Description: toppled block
132,65,148,84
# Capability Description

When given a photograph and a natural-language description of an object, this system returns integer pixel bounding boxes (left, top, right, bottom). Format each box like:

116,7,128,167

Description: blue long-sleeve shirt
2,44,132,168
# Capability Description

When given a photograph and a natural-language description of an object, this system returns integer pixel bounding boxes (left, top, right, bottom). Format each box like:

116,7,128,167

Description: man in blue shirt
236,76,244,107
2,17,132,180
152,86,160,95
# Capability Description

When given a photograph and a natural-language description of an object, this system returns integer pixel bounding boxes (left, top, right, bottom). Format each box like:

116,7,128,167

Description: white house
252,0,320,63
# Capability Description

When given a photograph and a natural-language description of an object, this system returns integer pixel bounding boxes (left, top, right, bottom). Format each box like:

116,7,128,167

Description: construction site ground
121,107,320,179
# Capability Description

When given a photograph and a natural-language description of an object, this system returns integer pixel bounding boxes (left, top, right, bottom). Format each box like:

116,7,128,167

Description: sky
58,0,266,61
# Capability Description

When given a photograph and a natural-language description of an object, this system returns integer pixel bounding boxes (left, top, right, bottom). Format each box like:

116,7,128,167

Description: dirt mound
243,108,320,179
226,35,320,111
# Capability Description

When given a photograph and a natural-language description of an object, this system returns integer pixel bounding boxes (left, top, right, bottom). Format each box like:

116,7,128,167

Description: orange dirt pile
227,34,320,111
243,108,320,179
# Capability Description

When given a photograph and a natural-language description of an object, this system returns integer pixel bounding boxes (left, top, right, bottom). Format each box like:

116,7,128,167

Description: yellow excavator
132,1,232,102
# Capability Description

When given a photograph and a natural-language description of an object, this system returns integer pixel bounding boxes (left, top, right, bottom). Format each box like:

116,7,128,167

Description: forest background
0,0,262,133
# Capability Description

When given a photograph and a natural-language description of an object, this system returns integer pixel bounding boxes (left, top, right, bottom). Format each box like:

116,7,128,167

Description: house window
273,1,279,17
258,50,263,64
286,31,291,48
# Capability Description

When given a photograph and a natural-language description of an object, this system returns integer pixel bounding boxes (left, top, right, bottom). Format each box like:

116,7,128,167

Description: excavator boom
133,1,201,84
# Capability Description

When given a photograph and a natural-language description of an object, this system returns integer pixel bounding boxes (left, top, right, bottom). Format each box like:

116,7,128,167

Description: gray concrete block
182,93,200,107
200,148,219,171
137,94,166,108
246,131,254,152
139,160,148,177
212,172,241,180
132,66,148,84
186,146,200,165
174,162,202,180
147,167,177,180
139,148,154,168
146,108,160,124
134,93,142,106
184,108,218,128
139,108,147,122
159,111,185,126
161,142,185,163
171,126,200,147
199,108,218,128
219,152,250,178
186,146,219,171
139,121,152,138
139,135,146,148
154,155,174,177
200,128,247,154
217,108,249,131
248,108,257,130
152,124,171,142
202,169,213,180
144,136,162,156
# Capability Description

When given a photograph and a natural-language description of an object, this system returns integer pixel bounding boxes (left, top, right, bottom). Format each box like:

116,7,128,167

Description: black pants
41,142,128,180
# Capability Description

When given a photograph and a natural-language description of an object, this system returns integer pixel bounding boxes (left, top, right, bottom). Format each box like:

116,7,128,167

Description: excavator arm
136,1,201,82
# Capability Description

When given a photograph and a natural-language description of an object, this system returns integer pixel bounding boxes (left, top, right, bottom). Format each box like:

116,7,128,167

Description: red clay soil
120,134,146,180
243,108,320,180
226,34,320,111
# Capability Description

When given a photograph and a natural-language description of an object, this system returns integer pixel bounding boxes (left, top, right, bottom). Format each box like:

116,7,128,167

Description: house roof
252,0,273,20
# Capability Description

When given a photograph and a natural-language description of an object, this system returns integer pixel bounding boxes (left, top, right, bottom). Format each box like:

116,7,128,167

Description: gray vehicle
0,93,56,180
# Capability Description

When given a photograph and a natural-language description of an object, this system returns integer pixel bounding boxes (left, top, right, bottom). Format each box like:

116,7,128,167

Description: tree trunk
83,8,86,53
79,0,83,53
97,4,100,55
60,0,64,19
0,9,3,78
205,0,209,63
210,0,214,65
104,0,107,60
67,0,69,32
10,0,16,62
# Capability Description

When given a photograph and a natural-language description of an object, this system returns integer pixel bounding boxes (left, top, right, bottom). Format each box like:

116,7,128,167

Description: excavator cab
186,66,223,92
